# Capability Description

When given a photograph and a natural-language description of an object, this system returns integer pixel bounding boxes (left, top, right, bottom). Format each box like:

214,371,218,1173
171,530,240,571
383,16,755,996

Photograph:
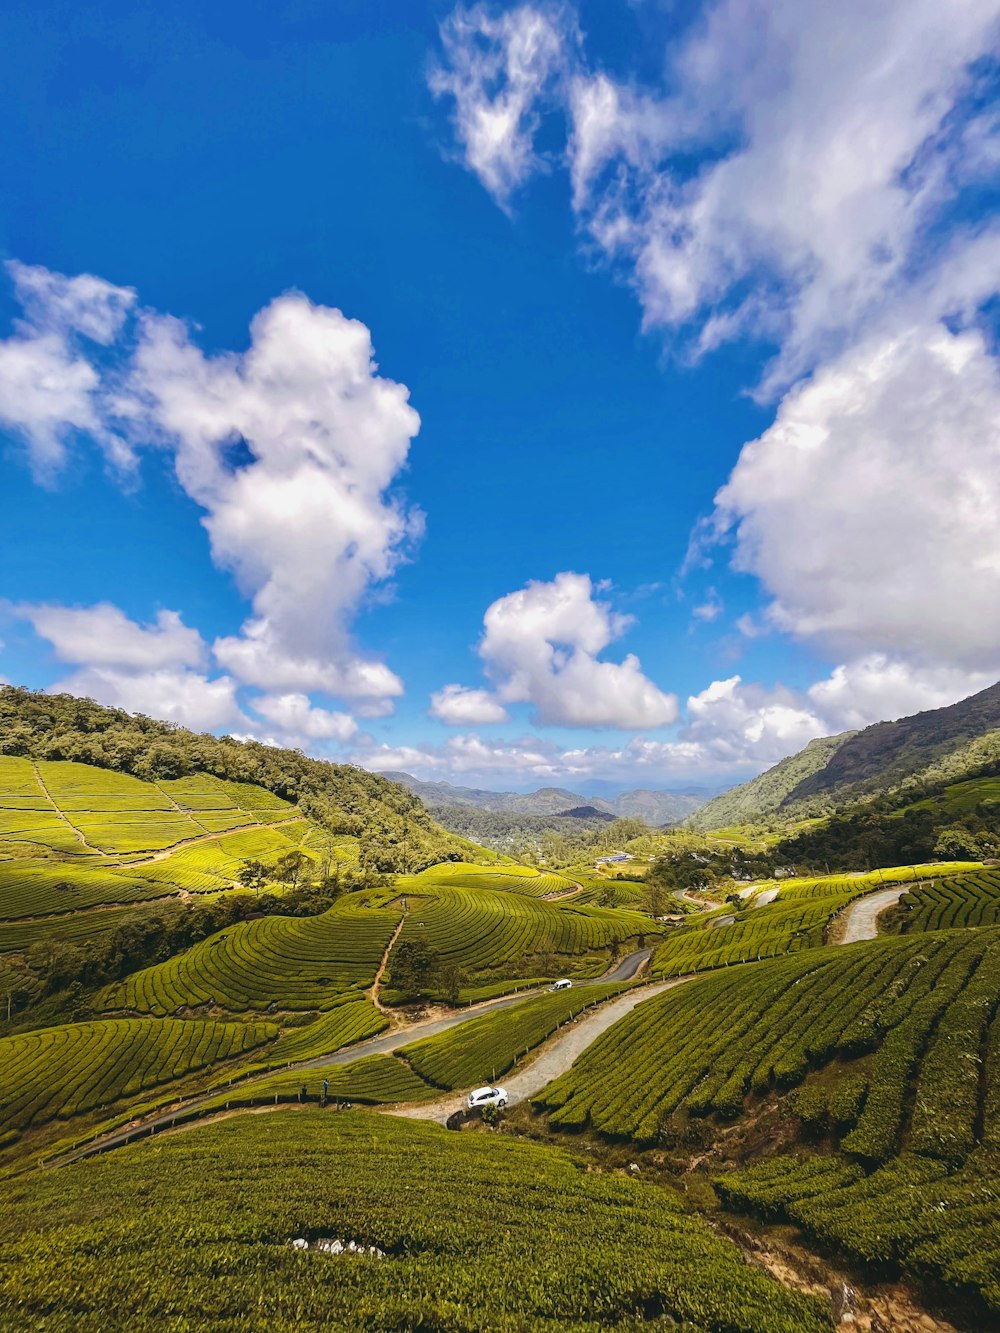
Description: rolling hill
690,678,1000,829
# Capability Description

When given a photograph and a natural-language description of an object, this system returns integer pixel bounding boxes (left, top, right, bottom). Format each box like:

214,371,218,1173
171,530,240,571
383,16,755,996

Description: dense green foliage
0,1015,276,1139
689,733,852,830
0,687,482,871
401,982,628,1089
0,1111,830,1332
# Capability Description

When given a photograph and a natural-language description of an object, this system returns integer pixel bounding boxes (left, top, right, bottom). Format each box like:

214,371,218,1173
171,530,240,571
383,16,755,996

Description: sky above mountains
0,0,998,791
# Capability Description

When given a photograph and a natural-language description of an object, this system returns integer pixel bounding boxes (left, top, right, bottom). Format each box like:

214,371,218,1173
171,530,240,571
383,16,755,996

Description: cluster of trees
777,803,1000,872
646,839,777,895
387,940,465,1003
0,687,477,872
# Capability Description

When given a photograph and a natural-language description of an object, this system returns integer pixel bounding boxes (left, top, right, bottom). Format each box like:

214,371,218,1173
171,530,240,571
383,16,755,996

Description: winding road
47,946,657,1165
835,885,909,945
46,880,914,1165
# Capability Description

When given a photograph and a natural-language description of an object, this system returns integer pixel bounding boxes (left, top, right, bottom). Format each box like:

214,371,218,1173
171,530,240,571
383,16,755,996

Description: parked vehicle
467,1085,508,1110
549,978,572,992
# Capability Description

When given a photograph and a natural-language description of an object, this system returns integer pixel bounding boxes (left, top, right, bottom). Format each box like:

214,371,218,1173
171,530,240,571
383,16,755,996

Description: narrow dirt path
543,884,584,901
833,885,910,945
388,976,692,1125
30,763,105,856
368,914,406,1016
124,816,302,866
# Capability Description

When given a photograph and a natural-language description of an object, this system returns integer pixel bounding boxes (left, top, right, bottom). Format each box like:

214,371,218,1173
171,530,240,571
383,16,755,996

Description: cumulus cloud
714,322,1000,670
1,264,418,708
50,665,245,733
126,294,421,701
250,692,357,742
0,261,136,476
362,652,995,786
429,683,510,725
429,3,570,207
436,572,677,729
16,602,205,670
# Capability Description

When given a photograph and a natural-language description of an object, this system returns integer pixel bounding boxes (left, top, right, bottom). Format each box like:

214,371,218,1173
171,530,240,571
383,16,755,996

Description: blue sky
0,0,998,791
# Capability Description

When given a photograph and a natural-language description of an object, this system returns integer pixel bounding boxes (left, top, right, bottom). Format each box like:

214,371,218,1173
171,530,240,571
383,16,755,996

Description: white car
549,978,572,992
467,1085,508,1110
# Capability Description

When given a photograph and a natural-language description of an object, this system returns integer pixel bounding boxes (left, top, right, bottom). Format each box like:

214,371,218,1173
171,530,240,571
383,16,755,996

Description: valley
2,688,1000,1331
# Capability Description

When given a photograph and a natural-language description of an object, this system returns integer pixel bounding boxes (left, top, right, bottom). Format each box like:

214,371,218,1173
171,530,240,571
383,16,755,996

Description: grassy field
0,1111,831,1333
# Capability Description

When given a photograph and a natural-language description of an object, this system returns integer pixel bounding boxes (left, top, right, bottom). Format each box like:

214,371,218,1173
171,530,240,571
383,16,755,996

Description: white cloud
126,294,421,701
434,0,999,390
442,571,678,729
430,683,510,725
250,692,357,742
805,656,995,734
1,267,419,706
17,603,205,670
429,4,569,207
50,665,245,733
714,321,1000,671
0,262,136,476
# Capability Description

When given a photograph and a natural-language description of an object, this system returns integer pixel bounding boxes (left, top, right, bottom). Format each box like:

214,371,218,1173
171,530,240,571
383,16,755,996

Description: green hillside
6,692,1000,1330
0,686,482,872
691,678,1000,842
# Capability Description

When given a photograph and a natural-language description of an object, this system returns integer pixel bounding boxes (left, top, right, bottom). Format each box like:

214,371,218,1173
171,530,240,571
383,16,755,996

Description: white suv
467,1085,508,1110
549,978,572,992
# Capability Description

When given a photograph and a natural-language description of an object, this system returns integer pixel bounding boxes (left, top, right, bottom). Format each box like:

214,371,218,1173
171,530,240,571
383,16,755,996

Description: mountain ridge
384,772,712,826
691,678,1000,830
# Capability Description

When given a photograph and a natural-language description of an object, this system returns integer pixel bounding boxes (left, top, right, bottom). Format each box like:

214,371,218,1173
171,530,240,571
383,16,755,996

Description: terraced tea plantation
891,866,1000,933
649,861,968,977
393,873,658,985
0,1111,830,1333
100,900,402,1014
537,926,1000,1317
0,1015,276,1141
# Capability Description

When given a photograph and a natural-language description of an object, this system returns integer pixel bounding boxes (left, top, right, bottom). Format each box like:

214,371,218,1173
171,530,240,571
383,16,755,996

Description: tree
239,858,270,896
644,881,667,918
273,850,310,889
441,963,465,1005
389,940,441,998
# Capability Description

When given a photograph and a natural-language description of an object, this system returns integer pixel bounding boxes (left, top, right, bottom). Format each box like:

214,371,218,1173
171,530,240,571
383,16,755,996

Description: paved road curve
390,976,690,1125
49,948,655,1164
836,886,909,945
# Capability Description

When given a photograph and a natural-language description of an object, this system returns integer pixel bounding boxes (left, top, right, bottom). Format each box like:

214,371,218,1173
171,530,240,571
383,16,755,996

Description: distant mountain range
690,679,1000,830
383,773,715,827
